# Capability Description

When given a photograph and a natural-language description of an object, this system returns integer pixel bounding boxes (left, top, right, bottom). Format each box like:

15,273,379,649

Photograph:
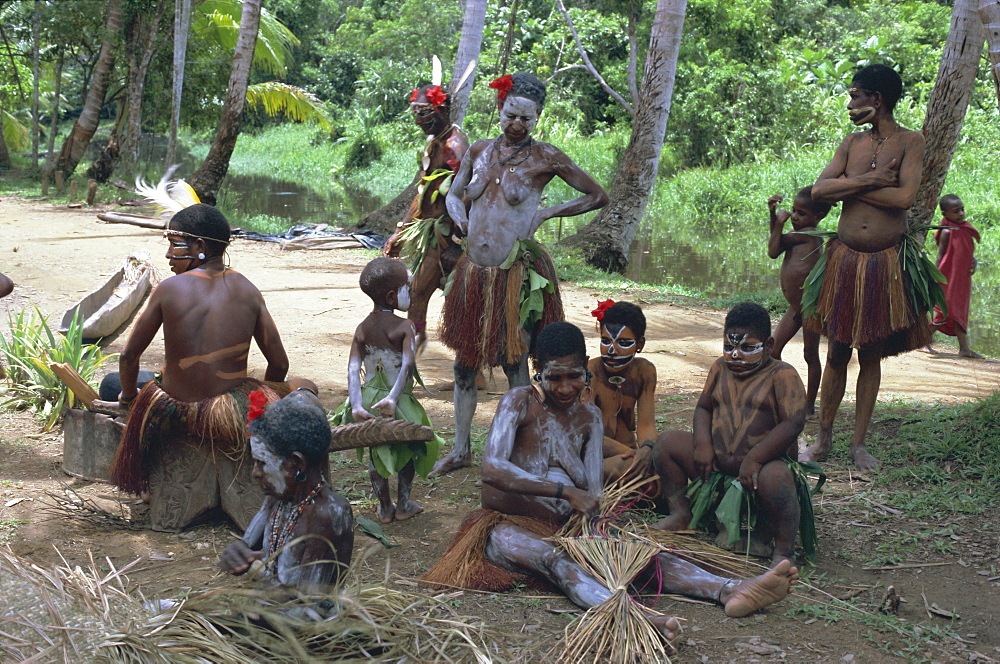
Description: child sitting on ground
588,300,658,487
767,188,830,415
925,194,983,359
331,257,441,523
652,302,813,567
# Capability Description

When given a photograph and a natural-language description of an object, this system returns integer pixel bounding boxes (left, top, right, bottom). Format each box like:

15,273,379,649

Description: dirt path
1,196,999,662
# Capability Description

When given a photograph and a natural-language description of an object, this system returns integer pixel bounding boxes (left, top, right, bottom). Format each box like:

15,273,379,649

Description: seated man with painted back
111,203,312,532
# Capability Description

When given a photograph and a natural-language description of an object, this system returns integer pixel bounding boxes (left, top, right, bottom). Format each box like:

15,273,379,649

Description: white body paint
251,435,287,496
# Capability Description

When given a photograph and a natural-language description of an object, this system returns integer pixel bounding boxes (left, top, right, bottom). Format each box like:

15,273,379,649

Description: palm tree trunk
122,0,168,177
449,0,486,126
41,54,64,180
0,105,11,170
187,0,261,205
981,0,1000,108
558,0,686,273
53,0,124,181
31,2,40,170
167,0,193,166
908,0,984,228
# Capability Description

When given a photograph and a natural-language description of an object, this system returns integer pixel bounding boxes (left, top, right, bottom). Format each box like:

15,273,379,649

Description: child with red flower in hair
587,300,659,488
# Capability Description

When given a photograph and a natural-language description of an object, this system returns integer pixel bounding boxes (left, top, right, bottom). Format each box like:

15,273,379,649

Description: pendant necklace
869,127,898,169
490,137,533,184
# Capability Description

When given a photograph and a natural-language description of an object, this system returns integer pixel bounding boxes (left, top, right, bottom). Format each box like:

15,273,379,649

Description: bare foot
959,349,984,359
648,614,680,646
475,369,488,390
652,513,691,531
799,429,832,464
722,558,798,618
394,500,424,521
377,503,396,524
920,345,937,354
851,445,881,472
429,451,472,478
770,552,796,569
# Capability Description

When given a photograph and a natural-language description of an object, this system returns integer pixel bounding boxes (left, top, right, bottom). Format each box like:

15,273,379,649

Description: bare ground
1,196,999,663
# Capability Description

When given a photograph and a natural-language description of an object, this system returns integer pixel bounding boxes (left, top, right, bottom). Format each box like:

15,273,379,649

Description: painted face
164,233,196,274
600,323,642,372
539,354,589,410
251,435,289,498
410,93,447,134
790,196,819,230
499,96,539,144
942,202,965,224
847,87,878,126
722,329,768,377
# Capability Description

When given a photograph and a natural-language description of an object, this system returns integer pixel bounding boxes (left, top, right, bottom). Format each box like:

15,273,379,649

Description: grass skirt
440,239,563,368
420,508,559,592
110,378,286,495
803,238,931,357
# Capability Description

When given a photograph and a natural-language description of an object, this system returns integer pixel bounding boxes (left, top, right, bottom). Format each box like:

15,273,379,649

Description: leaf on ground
356,514,396,548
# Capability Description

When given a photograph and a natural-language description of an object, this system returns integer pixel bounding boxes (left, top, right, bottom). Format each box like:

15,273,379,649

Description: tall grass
0,307,116,430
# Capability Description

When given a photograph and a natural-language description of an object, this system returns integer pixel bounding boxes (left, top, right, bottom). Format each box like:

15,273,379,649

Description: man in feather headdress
111,204,311,532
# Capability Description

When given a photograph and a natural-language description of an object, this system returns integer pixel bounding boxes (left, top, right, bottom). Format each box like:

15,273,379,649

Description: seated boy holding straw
422,322,798,644
652,302,817,567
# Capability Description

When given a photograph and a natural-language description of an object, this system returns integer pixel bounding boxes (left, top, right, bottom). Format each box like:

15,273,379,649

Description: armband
554,482,564,500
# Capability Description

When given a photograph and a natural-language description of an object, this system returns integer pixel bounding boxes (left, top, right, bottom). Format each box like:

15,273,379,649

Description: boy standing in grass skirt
330,258,441,523
423,322,800,644
587,300,660,489
111,205,315,532
382,77,469,351
799,64,935,472
432,72,609,477
652,303,818,566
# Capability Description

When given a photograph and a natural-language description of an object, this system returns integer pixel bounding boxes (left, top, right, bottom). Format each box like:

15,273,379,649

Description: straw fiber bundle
549,532,671,664
0,547,510,663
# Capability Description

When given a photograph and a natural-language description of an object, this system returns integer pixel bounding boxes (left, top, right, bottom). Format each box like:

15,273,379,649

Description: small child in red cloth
925,194,983,358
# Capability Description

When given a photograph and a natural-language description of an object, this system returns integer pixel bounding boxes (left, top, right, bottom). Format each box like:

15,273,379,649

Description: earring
295,469,307,482
532,373,542,382
197,252,206,260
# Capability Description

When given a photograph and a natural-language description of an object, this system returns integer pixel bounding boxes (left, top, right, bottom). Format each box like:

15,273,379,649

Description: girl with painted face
587,301,659,487
329,257,444,524
220,391,354,595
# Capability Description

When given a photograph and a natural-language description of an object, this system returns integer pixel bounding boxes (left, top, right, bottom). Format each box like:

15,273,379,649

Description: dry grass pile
0,547,511,663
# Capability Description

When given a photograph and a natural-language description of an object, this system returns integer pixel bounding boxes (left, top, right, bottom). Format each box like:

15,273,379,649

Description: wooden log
329,417,435,450
96,211,167,229
48,363,100,409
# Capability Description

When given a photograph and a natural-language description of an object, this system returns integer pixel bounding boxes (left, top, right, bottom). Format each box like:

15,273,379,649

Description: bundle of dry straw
0,546,510,663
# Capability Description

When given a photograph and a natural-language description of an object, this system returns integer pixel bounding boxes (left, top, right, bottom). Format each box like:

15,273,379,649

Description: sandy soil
1,195,999,662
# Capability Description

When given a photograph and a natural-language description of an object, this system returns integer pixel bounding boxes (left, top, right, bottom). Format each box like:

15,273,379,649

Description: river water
214,175,1000,358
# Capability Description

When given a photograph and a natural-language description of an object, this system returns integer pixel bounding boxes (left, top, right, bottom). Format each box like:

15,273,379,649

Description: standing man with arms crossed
800,64,929,471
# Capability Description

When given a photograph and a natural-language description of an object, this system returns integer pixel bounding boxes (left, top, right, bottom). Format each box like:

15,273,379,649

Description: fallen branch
862,561,952,571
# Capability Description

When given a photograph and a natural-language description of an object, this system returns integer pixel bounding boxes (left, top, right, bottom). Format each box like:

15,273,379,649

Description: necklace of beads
489,137,533,183
264,479,326,574
869,128,898,169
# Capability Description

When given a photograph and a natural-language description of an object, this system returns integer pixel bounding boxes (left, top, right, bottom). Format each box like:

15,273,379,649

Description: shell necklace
869,127,899,169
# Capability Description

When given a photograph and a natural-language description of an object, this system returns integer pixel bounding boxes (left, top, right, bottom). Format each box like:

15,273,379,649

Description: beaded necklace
489,137,533,183
869,127,899,169
264,479,326,575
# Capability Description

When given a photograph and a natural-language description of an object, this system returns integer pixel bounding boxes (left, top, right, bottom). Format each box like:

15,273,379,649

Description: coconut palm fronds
558,473,659,539
134,165,200,215
0,546,511,663
549,534,671,664
634,525,760,577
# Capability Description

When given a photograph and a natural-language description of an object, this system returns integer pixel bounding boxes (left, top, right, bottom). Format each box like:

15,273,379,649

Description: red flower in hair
489,74,514,101
591,299,615,322
426,85,448,108
409,89,420,102
247,390,268,422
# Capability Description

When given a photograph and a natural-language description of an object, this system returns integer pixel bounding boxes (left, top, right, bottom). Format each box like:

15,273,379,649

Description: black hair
795,186,832,220
248,392,331,466
168,204,231,256
852,64,903,112
724,302,771,341
939,194,963,212
359,257,408,304
532,321,587,373
509,72,547,111
601,301,646,338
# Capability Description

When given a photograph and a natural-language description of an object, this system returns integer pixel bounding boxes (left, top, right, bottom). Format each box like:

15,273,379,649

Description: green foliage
0,307,116,430
245,81,331,130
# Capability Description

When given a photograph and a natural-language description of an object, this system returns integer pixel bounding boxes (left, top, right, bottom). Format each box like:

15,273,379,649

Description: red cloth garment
932,218,980,336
